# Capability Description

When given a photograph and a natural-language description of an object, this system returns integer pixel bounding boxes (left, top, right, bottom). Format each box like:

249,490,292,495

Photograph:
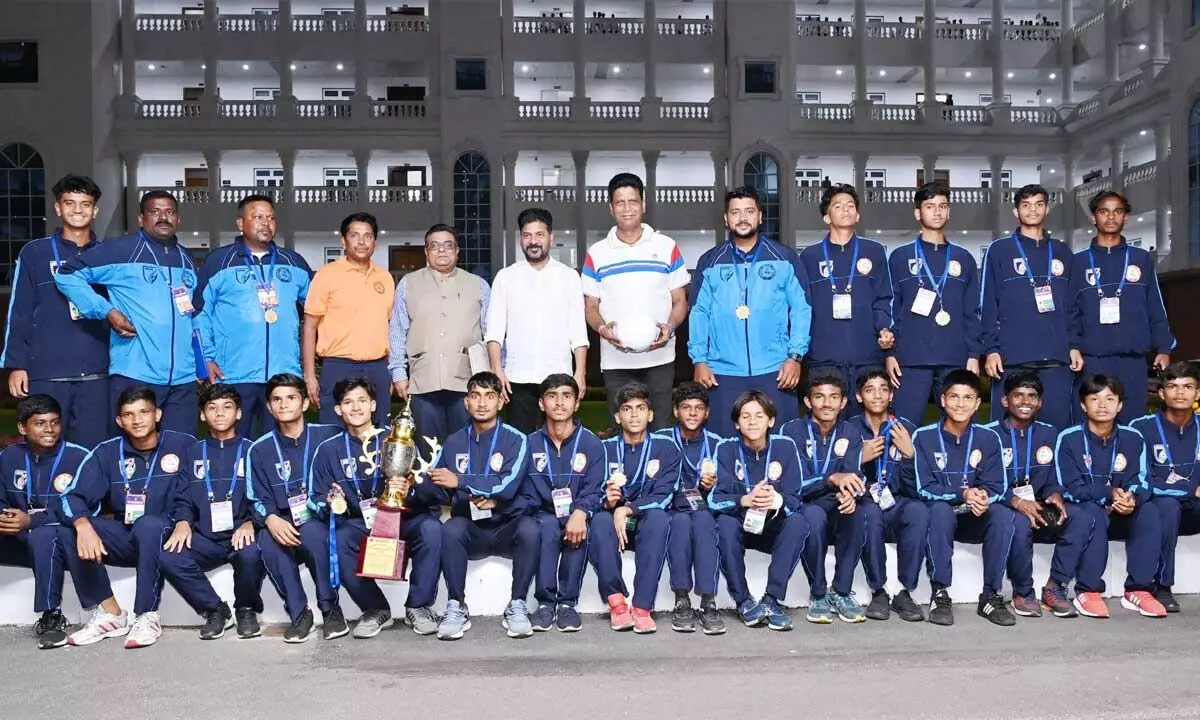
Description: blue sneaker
555,603,583,632
528,603,555,632
502,599,533,638
760,595,793,631
738,598,767,627
437,600,471,641
806,594,835,624
829,591,867,623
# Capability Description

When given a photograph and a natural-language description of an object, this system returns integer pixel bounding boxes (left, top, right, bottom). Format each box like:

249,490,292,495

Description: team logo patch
1012,258,1027,276
833,437,850,457
948,260,962,277
646,459,660,478
455,454,469,473
1154,444,1168,465
1036,446,1053,464
194,460,207,479
1083,454,1092,471
720,265,734,281
143,266,161,284
734,461,745,481
856,258,873,275
53,473,73,493
490,452,504,472
237,458,246,477
572,453,587,473
969,448,982,469
49,260,62,276
373,282,386,294
804,439,816,458
757,264,776,280
182,270,197,288
1085,268,1100,287
235,268,252,284
1114,452,1127,473
161,454,180,473
278,267,293,283
767,461,783,481
908,258,922,276
13,470,26,491
341,458,356,478
124,458,138,480
533,453,548,473
275,460,291,480
934,452,947,470
817,261,832,279
1125,265,1141,283
1051,259,1064,277
1002,448,1013,467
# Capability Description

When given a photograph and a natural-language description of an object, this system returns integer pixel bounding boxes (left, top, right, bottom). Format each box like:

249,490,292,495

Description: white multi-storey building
0,0,1196,284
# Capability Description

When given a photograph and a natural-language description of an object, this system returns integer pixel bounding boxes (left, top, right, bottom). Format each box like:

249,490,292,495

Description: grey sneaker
437,601,471,641
352,609,394,639
502,599,534,638
829,591,867,623
404,606,439,636
806,594,835,624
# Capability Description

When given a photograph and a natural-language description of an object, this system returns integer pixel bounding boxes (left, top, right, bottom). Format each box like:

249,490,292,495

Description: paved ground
3,605,1199,720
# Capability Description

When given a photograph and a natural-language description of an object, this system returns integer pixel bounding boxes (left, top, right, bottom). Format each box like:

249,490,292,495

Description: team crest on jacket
646,459,660,478
124,458,138,479
341,458,357,478
934,452,947,470
856,258,872,275
833,437,849,457
278,267,293,283
817,261,832,278
572,453,587,472
275,461,292,480
238,458,246,477
194,460,207,479
533,453,548,473
53,473,73,493
489,452,504,472
734,460,745,481
183,270,196,287
1113,452,1128,473
456,454,470,473
1012,258,1027,276
889,446,903,460
948,260,962,277
1036,446,1053,464
767,461,783,481
1085,268,1100,286
757,264,776,280
1082,454,1092,471
1153,444,1168,465
1126,265,1142,283
1002,448,1013,467
969,449,982,468
235,268,253,284
143,266,162,284
1050,259,1064,277
720,265,734,281
804,439,815,458
162,454,180,473
908,258,923,275
13,470,26,491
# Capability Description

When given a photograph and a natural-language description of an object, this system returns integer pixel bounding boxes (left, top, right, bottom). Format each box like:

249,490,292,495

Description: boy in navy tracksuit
158,384,263,640
1069,191,1174,424
1130,361,1200,614
525,374,605,633
0,394,110,648
797,184,893,418
779,373,869,624
434,372,533,640
245,373,341,643
591,382,679,634
652,382,725,634
848,369,927,622
1,175,111,448
306,378,399,640
55,190,202,435
61,386,195,648
980,184,1081,430
1050,374,1165,619
984,372,1065,618
710,390,815,632
886,183,983,423
910,369,1016,627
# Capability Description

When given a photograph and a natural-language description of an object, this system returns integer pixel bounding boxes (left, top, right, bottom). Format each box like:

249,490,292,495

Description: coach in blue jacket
55,190,202,435
688,187,811,436
195,195,313,438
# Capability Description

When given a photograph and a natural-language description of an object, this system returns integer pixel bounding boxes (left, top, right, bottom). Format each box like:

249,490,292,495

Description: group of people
0,168,1185,650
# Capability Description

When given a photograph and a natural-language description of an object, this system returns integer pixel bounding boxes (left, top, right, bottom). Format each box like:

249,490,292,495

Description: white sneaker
124,612,163,649
67,608,130,646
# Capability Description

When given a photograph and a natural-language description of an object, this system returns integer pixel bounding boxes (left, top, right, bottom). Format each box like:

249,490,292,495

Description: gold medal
264,309,278,324
330,494,348,515
610,471,627,488
700,458,716,477
934,310,951,327
735,304,751,320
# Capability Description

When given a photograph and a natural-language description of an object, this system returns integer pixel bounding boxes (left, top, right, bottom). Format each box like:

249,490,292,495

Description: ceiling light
201,64,206,70
961,230,968,235
520,64,529,72
702,66,711,74
148,64,156,70
1049,168,1056,173
875,229,882,234
835,68,843,76
965,71,972,78
242,63,250,71
1045,97,1054,104
1139,129,1147,135
1049,72,1057,79
879,69,887,77
612,65,621,73
1138,216,1144,222
1138,43,1146,50
336,63,344,71
1006,71,1014,79
192,231,199,236
289,63,296,71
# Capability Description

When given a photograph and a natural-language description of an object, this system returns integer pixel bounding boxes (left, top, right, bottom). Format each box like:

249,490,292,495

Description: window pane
452,152,493,280
744,62,776,95
743,153,781,242
1191,99,1200,259
455,59,487,92
0,42,37,84
0,143,45,283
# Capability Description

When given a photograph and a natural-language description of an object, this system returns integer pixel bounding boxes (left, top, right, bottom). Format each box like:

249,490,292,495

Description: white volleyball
614,316,660,352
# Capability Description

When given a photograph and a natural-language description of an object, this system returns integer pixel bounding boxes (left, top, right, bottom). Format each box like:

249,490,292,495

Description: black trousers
602,362,674,431
505,383,544,434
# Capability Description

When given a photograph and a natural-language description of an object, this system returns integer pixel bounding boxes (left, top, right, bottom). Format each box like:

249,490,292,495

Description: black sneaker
235,607,262,639
977,593,1016,626
891,589,924,622
697,598,726,635
555,603,583,632
671,596,696,633
928,588,954,626
529,603,556,632
35,609,68,649
200,602,233,640
284,608,315,644
865,589,891,621
1154,586,1181,614
322,606,349,640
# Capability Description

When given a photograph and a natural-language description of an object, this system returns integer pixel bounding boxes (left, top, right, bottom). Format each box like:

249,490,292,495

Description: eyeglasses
426,241,457,251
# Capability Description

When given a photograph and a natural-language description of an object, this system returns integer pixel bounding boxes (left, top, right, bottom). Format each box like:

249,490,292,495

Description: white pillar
1059,0,1074,105
642,150,660,225
1110,139,1125,192
204,150,222,248
991,0,1005,103
854,0,868,105
923,0,936,105
853,152,868,200
125,152,142,232
989,155,1005,238
644,0,657,100
503,152,519,267
355,149,371,206
713,151,728,245
121,0,136,98
279,149,296,249
922,155,937,185
572,150,589,269
1061,155,1076,248
573,0,587,105
1104,0,1119,85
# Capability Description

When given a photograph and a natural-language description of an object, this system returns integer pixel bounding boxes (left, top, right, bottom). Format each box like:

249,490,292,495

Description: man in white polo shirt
582,173,690,430
486,207,589,433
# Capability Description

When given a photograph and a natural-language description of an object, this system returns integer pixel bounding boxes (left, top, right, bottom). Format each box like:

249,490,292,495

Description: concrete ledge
4,537,1199,626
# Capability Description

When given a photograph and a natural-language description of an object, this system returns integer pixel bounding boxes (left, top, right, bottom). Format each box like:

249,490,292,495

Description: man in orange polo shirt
302,212,396,427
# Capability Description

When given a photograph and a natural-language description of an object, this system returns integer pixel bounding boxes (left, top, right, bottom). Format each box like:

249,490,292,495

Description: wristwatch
787,352,803,362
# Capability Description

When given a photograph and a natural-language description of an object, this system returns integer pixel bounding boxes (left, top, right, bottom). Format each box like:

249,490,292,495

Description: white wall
583,153,647,185
786,157,1044,187
793,79,1053,107
514,151,576,185
135,73,429,101
513,76,713,102
140,153,207,186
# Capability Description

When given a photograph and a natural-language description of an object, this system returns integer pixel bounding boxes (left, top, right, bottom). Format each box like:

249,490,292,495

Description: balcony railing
589,101,641,120
796,187,824,204
1073,177,1113,200
513,15,574,34
370,101,428,119
1011,107,1061,125
512,186,578,203
1117,74,1144,102
660,102,710,120
135,100,202,119
517,101,572,119
1075,96,1102,121
656,18,713,36
944,106,989,124
292,15,354,32
796,103,854,121
582,17,644,35
136,14,203,31
218,14,278,32
1073,12,1105,35
864,22,922,40
933,23,989,40
796,20,853,37
1123,161,1157,186
656,187,715,204
368,186,433,203
871,104,919,122
141,186,431,206
295,100,353,119
1002,188,1066,205
219,100,277,119
365,15,430,32
140,186,211,204
1001,26,1061,41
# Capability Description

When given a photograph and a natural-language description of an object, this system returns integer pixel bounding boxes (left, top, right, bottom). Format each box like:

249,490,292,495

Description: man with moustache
486,208,589,433
688,187,810,436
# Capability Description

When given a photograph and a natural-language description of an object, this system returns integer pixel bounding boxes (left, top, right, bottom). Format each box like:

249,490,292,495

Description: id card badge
27,508,44,516
210,500,234,533
124,494,146,525
1099,296,1121,325
470,501,493,521
832,293,853,320
360,498,377,530
869,482,896,511
256,282,279,310
1013,484,1035,502
743,507,768,534
552,488,573,519
50,262,84,319
683,488,706,511
287,493,311,526
911,287,936,317
1033,285,1055,314
172,285,194,315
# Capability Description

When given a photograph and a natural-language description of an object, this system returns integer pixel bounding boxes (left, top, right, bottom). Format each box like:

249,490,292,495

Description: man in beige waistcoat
388,223,491,455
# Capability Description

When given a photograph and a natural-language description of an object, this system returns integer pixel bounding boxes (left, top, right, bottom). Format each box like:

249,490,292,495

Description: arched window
453,152,492,280
742,152,780,242
0,142,45,284
1190,99,1200,260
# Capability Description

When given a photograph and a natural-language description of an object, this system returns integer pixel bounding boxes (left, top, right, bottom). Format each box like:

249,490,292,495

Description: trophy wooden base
355,507,409,581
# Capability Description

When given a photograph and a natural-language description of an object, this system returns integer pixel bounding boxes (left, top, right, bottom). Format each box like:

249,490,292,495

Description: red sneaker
1073,591,1110,618
632,607,657,634
608,594,634,631
1121,590,1167,618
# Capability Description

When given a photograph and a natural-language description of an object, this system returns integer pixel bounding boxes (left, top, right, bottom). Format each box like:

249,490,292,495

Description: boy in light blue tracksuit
194,205,314,439
688,187,811,436
55,190,202,435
